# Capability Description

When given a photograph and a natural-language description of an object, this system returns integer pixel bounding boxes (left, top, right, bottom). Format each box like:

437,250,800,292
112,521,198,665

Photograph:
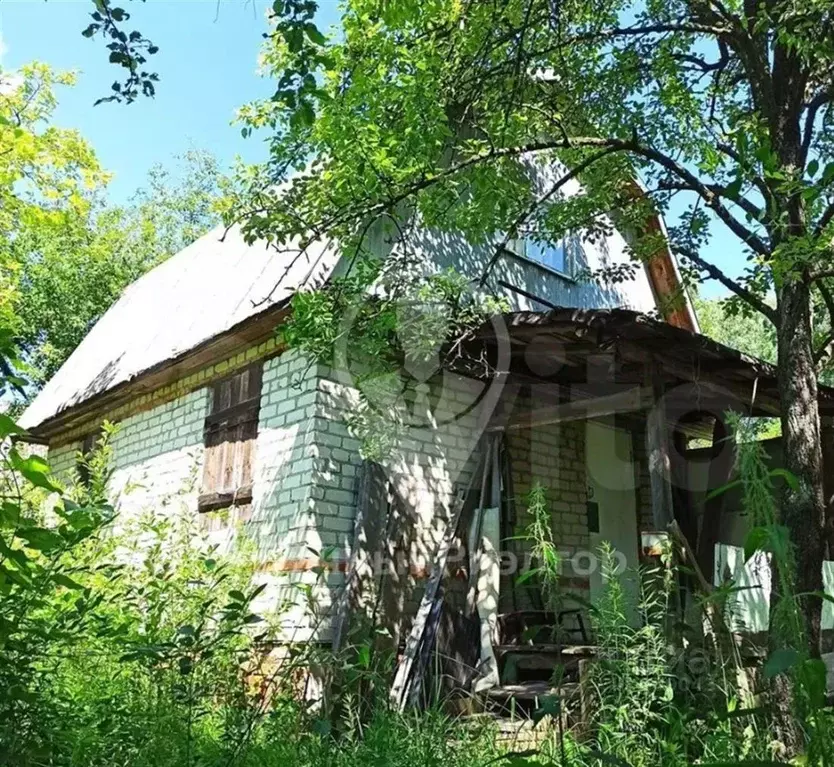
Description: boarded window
198,362,262,514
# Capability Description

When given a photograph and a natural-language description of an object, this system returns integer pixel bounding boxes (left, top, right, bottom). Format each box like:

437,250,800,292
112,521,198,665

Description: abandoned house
19,159,834,707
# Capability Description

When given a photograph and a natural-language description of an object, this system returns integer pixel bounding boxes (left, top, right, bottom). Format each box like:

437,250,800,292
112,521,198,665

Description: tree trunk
775,278,826,657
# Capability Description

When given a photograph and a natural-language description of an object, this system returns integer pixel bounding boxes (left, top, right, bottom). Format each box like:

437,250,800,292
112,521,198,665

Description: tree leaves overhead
231,0,834,312
81,0,159,104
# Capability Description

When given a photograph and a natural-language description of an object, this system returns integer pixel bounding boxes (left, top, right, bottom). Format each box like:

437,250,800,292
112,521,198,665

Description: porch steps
494,644,596,686
485,680,580,718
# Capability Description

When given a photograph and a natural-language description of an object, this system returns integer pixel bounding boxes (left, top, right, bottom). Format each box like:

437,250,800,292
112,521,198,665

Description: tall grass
515,465,833,767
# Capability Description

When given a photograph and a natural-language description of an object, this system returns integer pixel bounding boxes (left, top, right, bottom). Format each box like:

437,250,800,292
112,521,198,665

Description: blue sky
1,1,739,297
0,0,341,200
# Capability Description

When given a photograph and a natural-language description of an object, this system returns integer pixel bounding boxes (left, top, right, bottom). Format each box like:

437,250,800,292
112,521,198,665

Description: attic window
198,362,262,515
507,233,576,277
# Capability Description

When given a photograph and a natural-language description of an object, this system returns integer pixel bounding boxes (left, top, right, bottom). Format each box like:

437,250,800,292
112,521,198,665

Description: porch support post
697,416,733,583
647,377,674,531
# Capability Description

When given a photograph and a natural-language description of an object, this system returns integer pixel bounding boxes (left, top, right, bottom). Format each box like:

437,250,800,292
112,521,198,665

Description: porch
334,308,834,713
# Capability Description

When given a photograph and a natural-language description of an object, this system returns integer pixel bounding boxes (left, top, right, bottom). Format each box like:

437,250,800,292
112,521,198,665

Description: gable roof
20,225,338,434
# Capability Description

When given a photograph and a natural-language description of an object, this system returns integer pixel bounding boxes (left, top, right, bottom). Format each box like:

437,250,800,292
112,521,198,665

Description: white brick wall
47,341,654,646
308,364,492,639
108,389,208,525
49,388,208,531
45,349,331,642
246,351,334,642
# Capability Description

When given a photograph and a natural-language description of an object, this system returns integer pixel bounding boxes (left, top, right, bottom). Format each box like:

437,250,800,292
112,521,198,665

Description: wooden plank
466,438,495,614
201,361,262,499
647,379,675,530
491,386,652,432
197,484,254,513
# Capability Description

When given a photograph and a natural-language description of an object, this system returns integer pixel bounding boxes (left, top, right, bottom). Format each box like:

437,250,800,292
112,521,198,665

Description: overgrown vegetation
512,453,834,765
0,335,499,766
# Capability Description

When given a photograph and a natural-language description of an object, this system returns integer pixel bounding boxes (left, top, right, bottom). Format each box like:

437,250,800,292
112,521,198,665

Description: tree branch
814,281,834,368
813,200,834,240
478,145,624,286
673,244,777,323
628,143,771,255
564,21,731,45
802,89,832,163
656,179,765,222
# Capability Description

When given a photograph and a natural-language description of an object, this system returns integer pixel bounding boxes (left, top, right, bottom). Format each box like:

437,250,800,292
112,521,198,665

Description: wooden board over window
199,362,262,513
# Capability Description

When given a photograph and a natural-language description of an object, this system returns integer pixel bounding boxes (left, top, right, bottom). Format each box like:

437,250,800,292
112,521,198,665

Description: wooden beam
490,386,653,432
390,445,486,711
624,343,781,415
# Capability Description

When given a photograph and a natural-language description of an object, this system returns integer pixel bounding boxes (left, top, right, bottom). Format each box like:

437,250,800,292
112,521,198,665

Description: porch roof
475,307,834,419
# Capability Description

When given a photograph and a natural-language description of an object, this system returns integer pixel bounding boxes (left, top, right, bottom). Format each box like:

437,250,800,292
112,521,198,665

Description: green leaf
10,452,61,494
515,567,540,587
303,22,327,46
806,159,819,177
53,573,83,590
531,694,560,725
768,468,798,491
763,648,800,679
724,177,743,199
797,658,827,709
0,414,23,440
743,525,789,562
742,526,769,562
0,502,21,528
357,644,371,668
19,527,64,552
248,582,267,601
705,478,741,502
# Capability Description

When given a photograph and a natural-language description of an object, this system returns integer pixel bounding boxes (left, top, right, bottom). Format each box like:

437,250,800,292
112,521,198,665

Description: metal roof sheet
20,225,338,431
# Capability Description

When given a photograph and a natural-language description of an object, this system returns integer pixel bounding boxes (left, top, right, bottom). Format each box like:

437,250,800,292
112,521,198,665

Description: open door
585,421,640,618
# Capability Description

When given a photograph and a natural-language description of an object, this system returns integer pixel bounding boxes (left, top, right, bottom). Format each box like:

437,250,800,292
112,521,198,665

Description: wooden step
486,680,579,701
494,644,597,656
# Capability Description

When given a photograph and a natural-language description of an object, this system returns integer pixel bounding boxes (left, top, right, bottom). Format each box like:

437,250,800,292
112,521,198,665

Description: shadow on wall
413,226,647,313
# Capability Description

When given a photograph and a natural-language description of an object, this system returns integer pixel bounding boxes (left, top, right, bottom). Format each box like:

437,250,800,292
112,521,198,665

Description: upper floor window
198,361,263,515
507,235,575,278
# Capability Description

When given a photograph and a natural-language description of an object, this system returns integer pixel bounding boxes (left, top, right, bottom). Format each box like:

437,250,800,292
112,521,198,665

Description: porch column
696,416,734,583
647,379,674,530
